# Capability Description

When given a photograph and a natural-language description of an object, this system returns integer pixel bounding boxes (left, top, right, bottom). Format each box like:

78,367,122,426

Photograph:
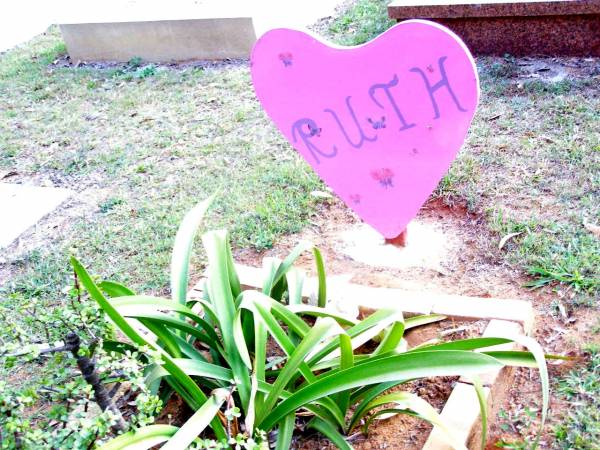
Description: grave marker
251,20,479,239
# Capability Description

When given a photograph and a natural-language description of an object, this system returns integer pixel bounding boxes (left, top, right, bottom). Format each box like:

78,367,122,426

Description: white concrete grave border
0,183,74,249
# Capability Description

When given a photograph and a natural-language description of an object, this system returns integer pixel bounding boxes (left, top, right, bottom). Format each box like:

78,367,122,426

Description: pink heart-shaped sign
251,20,479,238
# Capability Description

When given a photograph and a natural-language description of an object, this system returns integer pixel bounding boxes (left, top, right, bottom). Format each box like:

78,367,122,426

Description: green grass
326,0,395,45
487,211,599,298
0,28,323,346
553,346,600,449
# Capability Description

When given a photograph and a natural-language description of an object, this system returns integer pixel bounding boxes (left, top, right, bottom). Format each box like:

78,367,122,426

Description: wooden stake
385,228,407,247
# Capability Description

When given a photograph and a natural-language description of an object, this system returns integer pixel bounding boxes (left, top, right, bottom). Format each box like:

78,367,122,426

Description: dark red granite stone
388,0,600,56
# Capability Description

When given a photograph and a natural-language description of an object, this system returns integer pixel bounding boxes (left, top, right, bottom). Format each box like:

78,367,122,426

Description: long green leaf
239,292,316,384
232,307,253,369
245,371,259,435
146,358,233,386
259,350,503,430
170,334,209,363
473,377,487,450
287,304,356,327
250,381,353,430
363,408,420,428
98,425,178,450
313,247,327,308
347,382,403,432
334,333,354,415
275,413,296,450
120,310,220,351
203,230,250,412
223,232,242,300
307,308,403,365
170,196,213,305
259,318,342,423
405,314,446,329
162,389,228,450
98,280,135,298
260,257,278,296
408,337,513,352
373,321,405,355
308,417,353,450
272,241,313,291
203,230,237,346
72,257,148,349
503,335,549,448
112,296,219,341
252,312,268,411
237,294,346,428
286,267,305,306
265,298,311,337
140,320,182,358
483,350,567,367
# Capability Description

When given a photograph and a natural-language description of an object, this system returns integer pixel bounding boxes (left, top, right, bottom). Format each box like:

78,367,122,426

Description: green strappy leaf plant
75,198,552,450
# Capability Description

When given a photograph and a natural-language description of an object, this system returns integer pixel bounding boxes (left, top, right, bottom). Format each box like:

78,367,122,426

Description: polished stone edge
388,0,600,19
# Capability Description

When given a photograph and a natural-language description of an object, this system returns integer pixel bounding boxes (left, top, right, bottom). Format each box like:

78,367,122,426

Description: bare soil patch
236,197,522,299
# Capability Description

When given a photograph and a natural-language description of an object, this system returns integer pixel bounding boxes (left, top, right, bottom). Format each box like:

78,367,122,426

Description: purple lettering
410,56,467,119
291,118,337,164
369,75,416,132
324,96,377,149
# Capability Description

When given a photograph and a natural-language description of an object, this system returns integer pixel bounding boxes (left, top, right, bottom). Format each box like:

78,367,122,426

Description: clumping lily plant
72,197,551,450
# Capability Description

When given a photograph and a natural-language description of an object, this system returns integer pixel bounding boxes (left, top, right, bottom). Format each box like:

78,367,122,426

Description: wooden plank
0,183,74,249
459,319,523,386
425,320,524,449
422,382,491,450
201,264,534,327
431,296,534,334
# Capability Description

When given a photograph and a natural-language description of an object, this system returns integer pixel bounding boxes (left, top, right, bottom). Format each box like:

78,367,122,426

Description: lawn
0,30,326,345
1,0,599,448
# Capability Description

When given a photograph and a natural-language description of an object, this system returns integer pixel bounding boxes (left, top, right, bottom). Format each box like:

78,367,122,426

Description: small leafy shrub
111,58,159,81
0,346,160,449
133,65,157,79
70,197,552,449
127,57,143,69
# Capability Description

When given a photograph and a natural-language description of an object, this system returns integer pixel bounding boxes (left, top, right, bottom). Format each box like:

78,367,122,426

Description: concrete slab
60,18,257,62
338,220,456,271
0,183,73,249
57,0,346,62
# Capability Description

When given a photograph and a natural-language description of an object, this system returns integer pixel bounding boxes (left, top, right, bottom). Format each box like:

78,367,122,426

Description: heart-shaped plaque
251,20,479,238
